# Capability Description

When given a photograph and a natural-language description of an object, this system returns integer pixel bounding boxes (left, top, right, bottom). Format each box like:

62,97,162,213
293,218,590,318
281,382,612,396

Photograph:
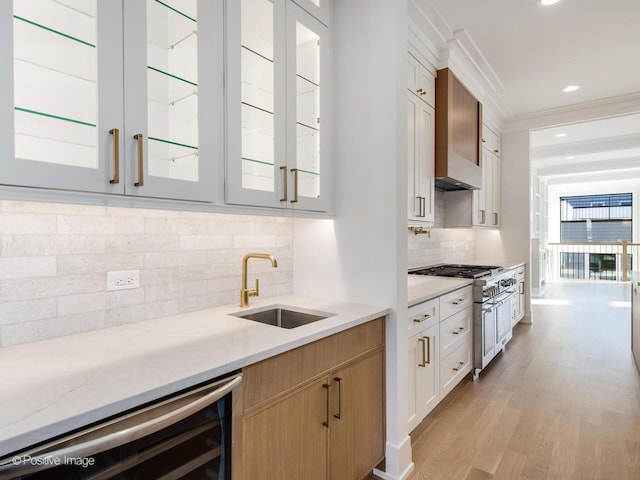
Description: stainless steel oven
0,372,242,480
473,270,517,379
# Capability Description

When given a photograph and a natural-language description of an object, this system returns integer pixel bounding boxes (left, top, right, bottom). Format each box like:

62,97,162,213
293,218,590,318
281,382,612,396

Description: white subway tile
0,213,57,234
0,274,104,302
0,257,57,280
107,289,145,309
58,292,108,316
57,215,145,235
179,235,233,251
106,235,180,253
0,235,106,257
0,312,105,347
57,253,145,275
0,298,57,325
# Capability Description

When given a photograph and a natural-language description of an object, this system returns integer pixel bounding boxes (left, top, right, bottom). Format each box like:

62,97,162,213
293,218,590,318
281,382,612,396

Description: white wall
476,130,532,321
293,0,412,478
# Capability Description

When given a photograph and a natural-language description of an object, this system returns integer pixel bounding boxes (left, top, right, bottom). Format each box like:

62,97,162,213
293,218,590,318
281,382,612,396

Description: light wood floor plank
408,281,640,480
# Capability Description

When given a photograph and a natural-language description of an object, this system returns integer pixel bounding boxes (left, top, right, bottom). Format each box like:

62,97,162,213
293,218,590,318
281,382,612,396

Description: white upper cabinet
407,48,435,224
226,0,331,212
408,92,435,224
291,0,330,26
0,0,223,202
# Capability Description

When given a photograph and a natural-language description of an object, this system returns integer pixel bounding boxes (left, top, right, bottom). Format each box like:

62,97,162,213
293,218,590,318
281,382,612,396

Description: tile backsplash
0,201,293,347
408,190,476,269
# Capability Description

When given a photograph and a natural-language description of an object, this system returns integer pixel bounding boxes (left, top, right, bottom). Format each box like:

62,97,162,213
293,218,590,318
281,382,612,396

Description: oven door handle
0,373,242,477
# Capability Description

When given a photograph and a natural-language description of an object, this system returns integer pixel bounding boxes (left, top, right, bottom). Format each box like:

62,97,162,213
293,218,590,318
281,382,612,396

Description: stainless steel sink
231,306,333,329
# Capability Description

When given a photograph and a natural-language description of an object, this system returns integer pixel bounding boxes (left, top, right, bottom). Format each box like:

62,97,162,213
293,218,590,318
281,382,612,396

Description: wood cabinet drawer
243,317,385,411
439,307,472,358
440,339,472,398
439,286,473,319
408,297,439,336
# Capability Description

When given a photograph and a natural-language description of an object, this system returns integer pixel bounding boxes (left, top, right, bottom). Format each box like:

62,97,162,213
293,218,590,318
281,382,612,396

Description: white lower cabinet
408,323,439,432
408,285,473,432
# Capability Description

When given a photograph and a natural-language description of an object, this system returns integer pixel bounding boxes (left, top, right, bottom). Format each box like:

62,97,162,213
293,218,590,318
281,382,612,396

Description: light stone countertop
408,275,473,307
0,295,389,458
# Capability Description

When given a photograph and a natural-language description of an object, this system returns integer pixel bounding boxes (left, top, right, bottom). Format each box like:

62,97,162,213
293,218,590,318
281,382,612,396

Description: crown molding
531,132,640,160
504,92,640,133
409,0,509,130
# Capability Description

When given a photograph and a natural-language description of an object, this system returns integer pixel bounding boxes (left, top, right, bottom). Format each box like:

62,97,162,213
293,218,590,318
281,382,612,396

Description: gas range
409,264,502,280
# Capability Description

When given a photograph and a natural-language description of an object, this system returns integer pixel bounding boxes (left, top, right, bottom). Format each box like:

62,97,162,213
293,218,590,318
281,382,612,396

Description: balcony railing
548,241,639,281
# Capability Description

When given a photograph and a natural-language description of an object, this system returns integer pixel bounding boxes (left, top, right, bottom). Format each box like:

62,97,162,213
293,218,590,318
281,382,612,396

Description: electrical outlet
107,270,140,291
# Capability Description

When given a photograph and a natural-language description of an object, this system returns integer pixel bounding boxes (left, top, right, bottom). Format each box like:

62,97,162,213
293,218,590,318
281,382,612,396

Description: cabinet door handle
333,377,343,419
519,283,524,294
418,338,427,367
290,168,299,203
280,166,288,202
493,212,498,225
493,149,499,154
480,209,485,224
134,133,144,187
109,128,120,185
452,361,465,371
424,336,431,365
420,196,426,217
322,383,331,427
416,88,424,94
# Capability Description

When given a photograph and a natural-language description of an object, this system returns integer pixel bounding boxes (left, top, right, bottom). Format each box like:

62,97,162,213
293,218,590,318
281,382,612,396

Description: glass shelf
148,136,198,182
147,0,199,183
13,0,97,167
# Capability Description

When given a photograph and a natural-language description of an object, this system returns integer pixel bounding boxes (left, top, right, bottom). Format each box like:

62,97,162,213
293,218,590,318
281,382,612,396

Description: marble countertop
408,275,473,306
0,295,389,458
407,258,526,306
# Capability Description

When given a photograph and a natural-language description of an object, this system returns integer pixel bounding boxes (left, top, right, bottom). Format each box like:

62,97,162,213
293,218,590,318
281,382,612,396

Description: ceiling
424,0,640,184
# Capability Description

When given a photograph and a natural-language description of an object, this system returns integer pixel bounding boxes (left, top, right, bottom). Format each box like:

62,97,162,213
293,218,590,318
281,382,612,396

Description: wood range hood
434,68,482,191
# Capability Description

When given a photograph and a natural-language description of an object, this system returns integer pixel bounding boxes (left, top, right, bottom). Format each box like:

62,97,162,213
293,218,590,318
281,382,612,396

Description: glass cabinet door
1,0,124,194
286,2,330,211
226,0,285,208
226,0,330,211
123,0,221,202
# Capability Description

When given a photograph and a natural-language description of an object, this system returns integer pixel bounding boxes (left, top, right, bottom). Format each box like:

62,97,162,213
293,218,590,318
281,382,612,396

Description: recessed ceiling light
563,85,581,93
537,0,562,6
555,133,568,138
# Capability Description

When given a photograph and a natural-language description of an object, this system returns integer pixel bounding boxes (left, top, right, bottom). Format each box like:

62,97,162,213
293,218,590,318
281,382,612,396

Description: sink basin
231,306,333,329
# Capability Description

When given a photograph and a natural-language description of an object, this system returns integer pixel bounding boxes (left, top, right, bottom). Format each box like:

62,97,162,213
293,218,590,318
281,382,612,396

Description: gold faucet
240,253,278,307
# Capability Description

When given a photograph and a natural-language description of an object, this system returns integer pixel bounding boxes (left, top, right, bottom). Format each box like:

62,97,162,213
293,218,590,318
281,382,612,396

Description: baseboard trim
373,435,414,480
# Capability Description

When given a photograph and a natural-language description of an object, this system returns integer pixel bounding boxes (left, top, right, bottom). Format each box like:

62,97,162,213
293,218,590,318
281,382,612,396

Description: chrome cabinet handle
109,128,120,185
0,374,242,477
280,166,288,202
334,377,343,420
322,383,331,427
134,133,144,187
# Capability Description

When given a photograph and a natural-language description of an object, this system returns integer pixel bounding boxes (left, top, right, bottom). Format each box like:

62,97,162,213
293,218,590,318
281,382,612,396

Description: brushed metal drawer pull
413,313,431,323
322,383,331,427
451,298,465,305
451,327,465,335
452,361,465,371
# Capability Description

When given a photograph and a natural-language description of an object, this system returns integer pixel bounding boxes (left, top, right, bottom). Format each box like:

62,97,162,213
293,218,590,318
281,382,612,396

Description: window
560,193,632,242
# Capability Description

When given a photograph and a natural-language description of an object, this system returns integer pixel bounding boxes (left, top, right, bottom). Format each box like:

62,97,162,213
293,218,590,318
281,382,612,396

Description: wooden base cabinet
235,318,385,480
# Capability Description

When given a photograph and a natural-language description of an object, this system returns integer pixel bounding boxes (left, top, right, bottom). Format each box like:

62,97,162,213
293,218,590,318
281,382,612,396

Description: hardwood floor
408,281,640,480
